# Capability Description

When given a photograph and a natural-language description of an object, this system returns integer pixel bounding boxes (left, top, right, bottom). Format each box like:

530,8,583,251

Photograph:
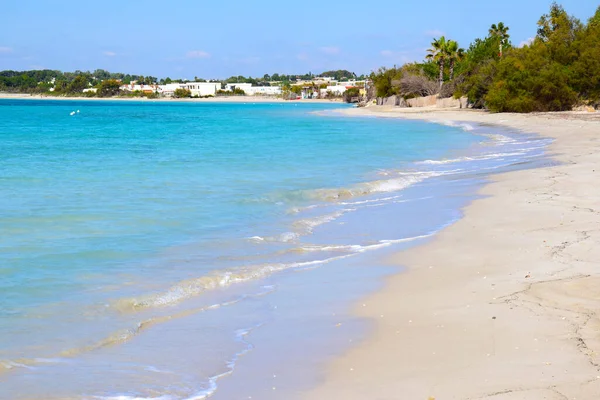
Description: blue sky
0,0,597,79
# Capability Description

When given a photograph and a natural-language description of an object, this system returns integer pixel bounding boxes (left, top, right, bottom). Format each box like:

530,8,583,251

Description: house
120,83,159,94
179,82,221,96
158,83,184,97
319,81,368,97
158,82,221,97
225,83,281,96
244,86,282,96
224,83,253,93
321,85,349,96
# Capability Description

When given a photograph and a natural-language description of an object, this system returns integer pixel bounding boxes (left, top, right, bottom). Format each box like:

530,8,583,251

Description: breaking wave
113,255,353,312
298,171,443,202
418,151,527,165
431,120,476,131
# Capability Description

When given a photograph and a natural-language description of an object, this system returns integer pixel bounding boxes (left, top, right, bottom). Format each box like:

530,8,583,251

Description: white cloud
380,50,394,57
319,46,340,55
186,50,211,59
0,46,13,54
519,37,535,48
103,51,117,57
425,30,445,37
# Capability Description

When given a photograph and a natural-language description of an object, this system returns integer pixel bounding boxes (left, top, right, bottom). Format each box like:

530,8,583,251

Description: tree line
371,3,600,112
0,68,363,96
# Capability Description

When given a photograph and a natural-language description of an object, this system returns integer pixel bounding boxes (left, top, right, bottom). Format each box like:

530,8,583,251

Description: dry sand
306,107,600,400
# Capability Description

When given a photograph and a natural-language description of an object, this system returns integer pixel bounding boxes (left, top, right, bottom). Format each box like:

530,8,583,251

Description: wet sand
306,107,600,399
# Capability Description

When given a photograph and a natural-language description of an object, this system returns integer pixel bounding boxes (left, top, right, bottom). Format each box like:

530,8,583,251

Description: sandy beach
307,107,600,399
0,92,341,104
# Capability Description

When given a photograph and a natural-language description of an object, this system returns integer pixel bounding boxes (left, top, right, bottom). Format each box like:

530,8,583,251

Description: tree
484,44,576,112
426,36,450,89
93,69,110,80
369,66,403,97
489,22,510,57
536,2,582,65
97,79,121,97
319,70,356,81
447,40,465,80
53,79,68,93
67,74,89,93
454,36,501,107
590,5,600,28
569,6,600,103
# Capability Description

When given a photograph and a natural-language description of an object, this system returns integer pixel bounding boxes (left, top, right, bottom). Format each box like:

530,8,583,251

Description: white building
321,85,350,96
224,83,253,92
225,83,281,96
117,81,282,98
158,83,183,96
179,82,221,96
245,86,282,96
120,83,159,93
148,82,221,97
319,81,366,97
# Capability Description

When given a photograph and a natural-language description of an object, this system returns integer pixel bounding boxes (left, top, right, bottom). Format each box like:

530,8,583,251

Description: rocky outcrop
406,95,438,107
376,95,406,106
376,95,469,109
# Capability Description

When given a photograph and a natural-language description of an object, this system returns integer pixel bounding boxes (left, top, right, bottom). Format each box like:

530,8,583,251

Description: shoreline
306,107,600,399
0,92,342,104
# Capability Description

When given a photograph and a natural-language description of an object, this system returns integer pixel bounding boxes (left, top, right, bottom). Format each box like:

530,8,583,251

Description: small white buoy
70,111,75,116
76,110,80,113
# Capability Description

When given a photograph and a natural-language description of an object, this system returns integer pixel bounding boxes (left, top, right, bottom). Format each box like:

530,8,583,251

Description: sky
0,0,597,79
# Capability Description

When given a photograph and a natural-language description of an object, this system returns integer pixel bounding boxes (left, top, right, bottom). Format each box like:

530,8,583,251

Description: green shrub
173,88,192,98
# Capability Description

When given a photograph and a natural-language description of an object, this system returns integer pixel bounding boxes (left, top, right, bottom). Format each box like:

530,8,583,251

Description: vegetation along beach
1,1,599,399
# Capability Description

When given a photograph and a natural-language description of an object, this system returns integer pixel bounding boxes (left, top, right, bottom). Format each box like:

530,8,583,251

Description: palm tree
447,40,465,81
426,36,449,90
489,22,510,57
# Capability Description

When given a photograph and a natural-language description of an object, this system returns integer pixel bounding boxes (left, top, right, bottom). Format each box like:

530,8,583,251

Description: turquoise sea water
0,100,550,399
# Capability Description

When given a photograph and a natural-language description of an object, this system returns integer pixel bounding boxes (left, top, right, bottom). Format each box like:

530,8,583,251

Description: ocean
0,99,550,399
